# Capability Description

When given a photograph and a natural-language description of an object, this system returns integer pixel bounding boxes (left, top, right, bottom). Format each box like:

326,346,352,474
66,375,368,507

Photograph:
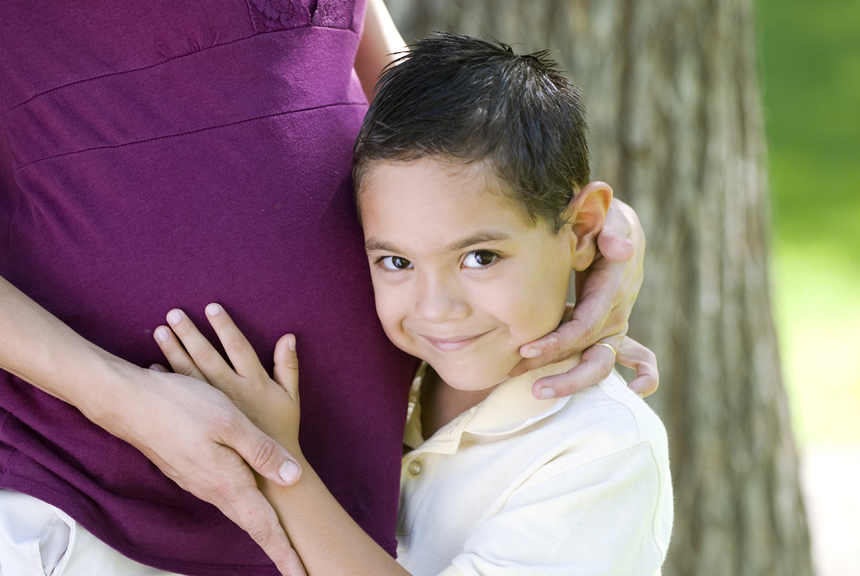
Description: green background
758,0,860,445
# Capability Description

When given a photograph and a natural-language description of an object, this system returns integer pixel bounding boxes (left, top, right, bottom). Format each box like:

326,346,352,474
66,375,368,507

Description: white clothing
396,357,673,576
0,490,182,576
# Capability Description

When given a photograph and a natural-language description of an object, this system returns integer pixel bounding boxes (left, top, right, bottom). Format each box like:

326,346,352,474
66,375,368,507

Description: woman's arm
155,304,412,575
0,276,303,576
354,6,654,398
355,0,408,102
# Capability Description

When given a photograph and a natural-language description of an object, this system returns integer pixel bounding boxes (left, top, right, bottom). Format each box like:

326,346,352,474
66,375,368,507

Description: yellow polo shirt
396,357,673,576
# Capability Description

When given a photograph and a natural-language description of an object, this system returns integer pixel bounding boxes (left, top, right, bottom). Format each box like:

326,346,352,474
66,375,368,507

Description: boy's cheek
373,293,412,347
510,277,570,339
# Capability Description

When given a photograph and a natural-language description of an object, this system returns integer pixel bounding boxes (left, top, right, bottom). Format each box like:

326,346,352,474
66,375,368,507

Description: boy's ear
564,181,613,271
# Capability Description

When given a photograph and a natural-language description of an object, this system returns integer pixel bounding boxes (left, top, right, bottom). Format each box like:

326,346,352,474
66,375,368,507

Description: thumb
273,334,300,403
228,411,302,486
597,200,635,262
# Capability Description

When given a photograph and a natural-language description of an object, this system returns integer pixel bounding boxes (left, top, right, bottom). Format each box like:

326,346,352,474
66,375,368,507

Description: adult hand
0,272,306,574
114,361,305,576
510,198,658,399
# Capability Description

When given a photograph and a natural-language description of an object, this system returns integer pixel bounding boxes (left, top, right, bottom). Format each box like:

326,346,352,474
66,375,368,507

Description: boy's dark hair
353,33,590,231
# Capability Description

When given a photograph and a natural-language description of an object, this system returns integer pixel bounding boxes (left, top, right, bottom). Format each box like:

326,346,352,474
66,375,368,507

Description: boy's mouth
419,330,491,352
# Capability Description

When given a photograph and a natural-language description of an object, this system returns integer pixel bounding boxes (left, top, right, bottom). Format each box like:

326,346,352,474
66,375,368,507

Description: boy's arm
261,462,412,575
0,275,303,576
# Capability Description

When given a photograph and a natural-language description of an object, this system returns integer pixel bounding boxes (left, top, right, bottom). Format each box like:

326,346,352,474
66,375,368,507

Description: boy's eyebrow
364,230,513,254
364,238,400,253
444,231,512,252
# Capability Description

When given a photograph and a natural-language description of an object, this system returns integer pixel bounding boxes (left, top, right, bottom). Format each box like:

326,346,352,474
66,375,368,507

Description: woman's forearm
0,274,134,423
354,0,407,102
261,458,412,576
0,275,304,571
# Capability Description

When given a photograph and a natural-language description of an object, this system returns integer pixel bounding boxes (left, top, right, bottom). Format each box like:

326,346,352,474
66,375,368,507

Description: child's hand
153,303,302,456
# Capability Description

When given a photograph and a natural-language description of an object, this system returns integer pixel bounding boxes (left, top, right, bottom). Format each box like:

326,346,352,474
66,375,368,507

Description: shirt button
408,460,422,476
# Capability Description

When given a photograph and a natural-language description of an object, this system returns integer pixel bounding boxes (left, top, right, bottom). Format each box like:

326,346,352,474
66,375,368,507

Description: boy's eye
462,250,499,268
380,256,413,270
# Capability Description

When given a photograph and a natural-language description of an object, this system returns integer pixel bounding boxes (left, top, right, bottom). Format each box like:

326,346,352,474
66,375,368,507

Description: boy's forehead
358,156,557,242
359,157,548,249
359,157,521,216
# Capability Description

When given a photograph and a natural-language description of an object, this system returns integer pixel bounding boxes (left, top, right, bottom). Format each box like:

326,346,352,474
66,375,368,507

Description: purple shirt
0,0,416,573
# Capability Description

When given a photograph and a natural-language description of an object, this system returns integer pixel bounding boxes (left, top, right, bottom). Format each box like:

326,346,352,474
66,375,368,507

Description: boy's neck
420,368,497,440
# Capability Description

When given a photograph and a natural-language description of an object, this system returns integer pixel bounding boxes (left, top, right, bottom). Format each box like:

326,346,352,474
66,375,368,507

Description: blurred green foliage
758,0,860,444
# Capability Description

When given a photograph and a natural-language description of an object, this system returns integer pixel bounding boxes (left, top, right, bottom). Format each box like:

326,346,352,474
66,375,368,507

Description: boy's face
360,157,575,391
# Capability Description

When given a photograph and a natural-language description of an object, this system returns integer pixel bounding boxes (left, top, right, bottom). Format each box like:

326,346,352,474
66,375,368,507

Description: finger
153,325,208,382
516,310,609,372
531,343,616,399
273,334,300,402
616,336,659,398
596,199,635,262
221,408,302,487
220,477,305,576
509,302,581,377
204,303,264,379
166,308,236,386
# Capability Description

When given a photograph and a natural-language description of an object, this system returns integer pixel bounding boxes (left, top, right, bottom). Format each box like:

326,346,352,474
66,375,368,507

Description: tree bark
384,1,814,574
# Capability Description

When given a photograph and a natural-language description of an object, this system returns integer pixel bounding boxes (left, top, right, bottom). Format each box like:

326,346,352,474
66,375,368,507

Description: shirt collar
404,354,582,454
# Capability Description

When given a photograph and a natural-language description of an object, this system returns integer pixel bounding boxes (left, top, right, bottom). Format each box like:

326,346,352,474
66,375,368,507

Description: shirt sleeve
436,441,672,576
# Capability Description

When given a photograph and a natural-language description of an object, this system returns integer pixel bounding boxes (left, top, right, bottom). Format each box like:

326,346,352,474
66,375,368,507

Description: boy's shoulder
534,370,670,473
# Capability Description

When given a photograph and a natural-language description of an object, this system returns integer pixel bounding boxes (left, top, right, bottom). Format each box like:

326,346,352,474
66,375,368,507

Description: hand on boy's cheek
511,198,652,398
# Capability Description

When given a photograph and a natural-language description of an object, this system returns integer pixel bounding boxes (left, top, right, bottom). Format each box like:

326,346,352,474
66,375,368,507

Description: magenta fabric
0,0,417,574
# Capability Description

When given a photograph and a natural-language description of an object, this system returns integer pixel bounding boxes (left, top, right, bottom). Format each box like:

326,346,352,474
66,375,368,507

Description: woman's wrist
73,349,150,440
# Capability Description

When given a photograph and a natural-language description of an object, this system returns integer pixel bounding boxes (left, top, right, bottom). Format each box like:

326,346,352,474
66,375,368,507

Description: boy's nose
413,272,470,323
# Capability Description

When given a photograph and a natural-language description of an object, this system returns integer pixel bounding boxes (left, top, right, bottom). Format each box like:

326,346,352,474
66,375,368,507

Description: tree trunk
384,1,814,574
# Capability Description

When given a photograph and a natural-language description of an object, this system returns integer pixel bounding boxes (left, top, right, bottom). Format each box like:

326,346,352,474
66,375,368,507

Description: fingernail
149,364,165,372
522,347,542,359
279,460,301,484
205,303,221,316
538,387,556,400
154,327,169,343
167,310,182,325
287,335,296,351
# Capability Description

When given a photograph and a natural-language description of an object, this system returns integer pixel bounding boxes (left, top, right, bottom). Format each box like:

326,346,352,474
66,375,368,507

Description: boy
154,33,672,575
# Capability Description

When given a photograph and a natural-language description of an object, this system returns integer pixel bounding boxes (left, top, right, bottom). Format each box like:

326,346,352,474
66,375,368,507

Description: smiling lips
419,331,490,351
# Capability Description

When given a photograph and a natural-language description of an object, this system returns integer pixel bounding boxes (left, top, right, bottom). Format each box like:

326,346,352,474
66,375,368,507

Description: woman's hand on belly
124,364,306,576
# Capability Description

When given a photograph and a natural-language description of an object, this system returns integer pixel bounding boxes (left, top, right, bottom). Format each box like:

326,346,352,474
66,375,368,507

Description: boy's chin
433,359,517,392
